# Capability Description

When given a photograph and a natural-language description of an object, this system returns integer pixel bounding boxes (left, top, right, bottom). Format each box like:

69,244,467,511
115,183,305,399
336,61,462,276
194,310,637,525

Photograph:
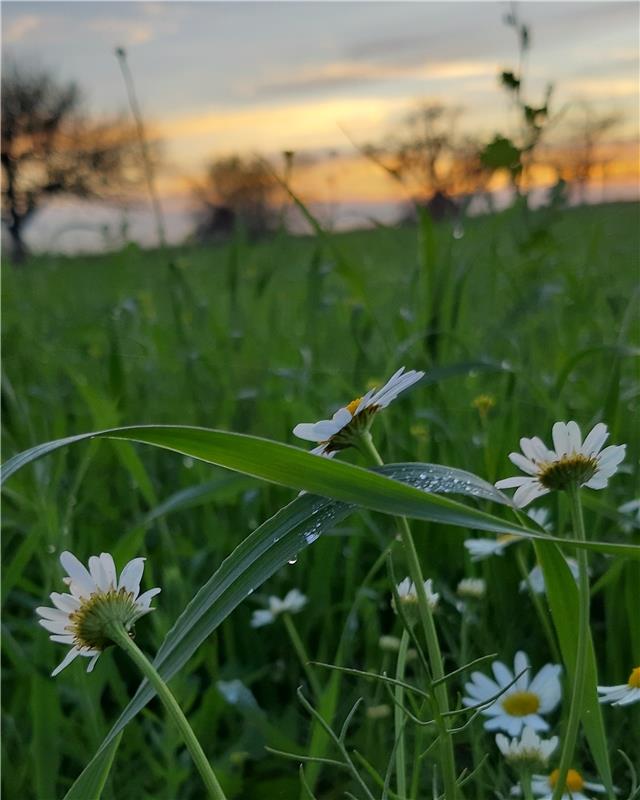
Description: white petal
551,422,570,457
136,587,161,610
51,647,82,677
118,557,145,598
615,687,640,706
99,553,117,589
496,476,531,489
36,607,69,622
493,660,514,688
50,592,80,613
509,453,540,476
310,419,344,439
513,651,530,689
293,422,324,442
85,653,101,673
466,672,501,700
49,634,75,644
584,473,609,490
39,618,71,635
250,609,274,628
356,389,376,413
88,556,110,593
529,437,554,462
597,444,626,469
530,664,562,712
581,423,608,456
59,552,96,598
565,421,582,454
513,482,548,508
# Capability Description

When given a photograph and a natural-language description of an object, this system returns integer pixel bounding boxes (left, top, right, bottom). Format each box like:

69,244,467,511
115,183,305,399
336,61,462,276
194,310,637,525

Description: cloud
88,18,156,46
253,59,495,98
3,14,41,44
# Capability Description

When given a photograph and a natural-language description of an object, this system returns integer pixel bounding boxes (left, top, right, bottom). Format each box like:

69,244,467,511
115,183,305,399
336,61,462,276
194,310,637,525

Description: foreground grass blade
59,465,505,798
62,733,122,800
2,426,638,558
534,540,614,797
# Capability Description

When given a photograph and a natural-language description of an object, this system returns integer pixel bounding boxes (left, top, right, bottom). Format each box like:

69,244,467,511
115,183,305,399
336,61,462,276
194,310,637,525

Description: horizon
2,0,639,251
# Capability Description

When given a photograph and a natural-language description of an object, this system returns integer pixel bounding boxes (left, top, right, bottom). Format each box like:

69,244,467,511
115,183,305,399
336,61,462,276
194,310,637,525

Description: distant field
2,201,639,799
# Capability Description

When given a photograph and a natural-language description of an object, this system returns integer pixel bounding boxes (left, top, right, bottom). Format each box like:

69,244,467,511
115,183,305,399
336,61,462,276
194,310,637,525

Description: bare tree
192,155,279,241
362,102,490,220
1,62,141,261
545,105,621,203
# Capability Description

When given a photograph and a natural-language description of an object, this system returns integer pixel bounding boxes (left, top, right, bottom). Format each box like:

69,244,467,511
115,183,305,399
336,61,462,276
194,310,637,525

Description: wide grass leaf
2,426,638,558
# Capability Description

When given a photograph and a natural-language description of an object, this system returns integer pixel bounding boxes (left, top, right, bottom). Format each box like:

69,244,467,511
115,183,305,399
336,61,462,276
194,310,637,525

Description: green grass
2,201,639,800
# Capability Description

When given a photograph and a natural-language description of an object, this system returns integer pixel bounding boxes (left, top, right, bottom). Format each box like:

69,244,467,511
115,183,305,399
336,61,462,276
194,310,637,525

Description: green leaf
533,540,614,797
2,426,638,558
62,733,122,800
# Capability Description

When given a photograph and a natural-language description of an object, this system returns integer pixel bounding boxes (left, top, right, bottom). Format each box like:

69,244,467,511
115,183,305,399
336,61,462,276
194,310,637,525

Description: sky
2,1,639,248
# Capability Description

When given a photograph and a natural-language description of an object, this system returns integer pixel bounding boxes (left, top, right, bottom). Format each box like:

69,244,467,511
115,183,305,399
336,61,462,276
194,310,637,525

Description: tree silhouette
362,102,490,219
1,62,140,261
192,155,279,241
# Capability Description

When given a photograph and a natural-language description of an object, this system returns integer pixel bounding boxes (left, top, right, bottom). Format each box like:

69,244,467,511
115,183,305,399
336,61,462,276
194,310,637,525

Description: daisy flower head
496,421,625,507
36,551,160,677
457,577,486,599
292,366,424,456
496,725,558,768
392,577,439,625
463,651,562,736
597,666,640,707
527,769,606,800
250,588,308,628
464,534,520,562
520,559,580,596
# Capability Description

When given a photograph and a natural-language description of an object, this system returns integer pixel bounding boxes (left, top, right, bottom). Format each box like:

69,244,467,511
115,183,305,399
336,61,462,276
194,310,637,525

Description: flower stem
551,484,590,800
358,431,460,799
108,623,228,800
520,771,535,800
282,611,322,699
394,628,410,798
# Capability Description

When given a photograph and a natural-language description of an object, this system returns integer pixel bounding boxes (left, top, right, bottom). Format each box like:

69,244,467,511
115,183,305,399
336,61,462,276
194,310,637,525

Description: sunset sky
2,1,639,246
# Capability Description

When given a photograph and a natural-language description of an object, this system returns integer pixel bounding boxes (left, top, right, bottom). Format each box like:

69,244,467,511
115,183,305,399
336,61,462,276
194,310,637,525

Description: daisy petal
51,647,82,677
60,551,95,598
118,558,145,598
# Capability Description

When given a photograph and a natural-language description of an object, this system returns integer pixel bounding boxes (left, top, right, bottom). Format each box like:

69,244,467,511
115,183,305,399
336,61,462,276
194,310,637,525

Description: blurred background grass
2,201,639,799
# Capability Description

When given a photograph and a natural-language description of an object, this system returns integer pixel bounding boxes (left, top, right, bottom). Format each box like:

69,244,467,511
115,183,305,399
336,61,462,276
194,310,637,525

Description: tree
192,155,279,242
362,102,490,220
1,62,140,261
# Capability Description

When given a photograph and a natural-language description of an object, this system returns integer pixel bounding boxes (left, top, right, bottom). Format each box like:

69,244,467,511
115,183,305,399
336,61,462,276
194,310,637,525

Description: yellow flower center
538,454,598,490
345,397,362,415
628,666,640,688
502,691,540,716
549,768,584,791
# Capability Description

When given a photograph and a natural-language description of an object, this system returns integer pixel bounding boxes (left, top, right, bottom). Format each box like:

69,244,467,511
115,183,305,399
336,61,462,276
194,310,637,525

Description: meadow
2,200,639,800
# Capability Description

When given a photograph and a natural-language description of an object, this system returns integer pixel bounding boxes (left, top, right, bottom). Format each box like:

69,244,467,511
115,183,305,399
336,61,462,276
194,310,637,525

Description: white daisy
394,577,439,609
36,550,160,677
527,769,606,799
496,421,625,507
618,499,640,533
527,507,553,531
464,534,520,562
457,578,486,599
597,666,640,707
463,651,562,736
250,588,308,628
292,366,424,455
496,725,558,767
519,558,580,595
